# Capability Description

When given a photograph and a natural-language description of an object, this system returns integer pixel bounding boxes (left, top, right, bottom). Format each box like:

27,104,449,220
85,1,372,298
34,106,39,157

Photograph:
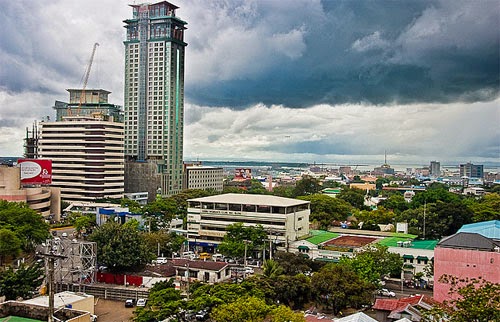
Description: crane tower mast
72,42,99,116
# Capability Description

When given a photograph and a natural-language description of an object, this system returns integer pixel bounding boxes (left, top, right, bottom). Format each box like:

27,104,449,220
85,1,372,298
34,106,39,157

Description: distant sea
3,156,498,173
190,160,500,173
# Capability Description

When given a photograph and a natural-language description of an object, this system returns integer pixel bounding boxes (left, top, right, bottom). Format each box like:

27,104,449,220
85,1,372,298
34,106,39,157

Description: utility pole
39,251,67,322
423,201,426,240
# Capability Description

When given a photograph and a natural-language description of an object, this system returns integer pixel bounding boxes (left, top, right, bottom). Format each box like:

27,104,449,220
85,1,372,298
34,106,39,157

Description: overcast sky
1,0,499,166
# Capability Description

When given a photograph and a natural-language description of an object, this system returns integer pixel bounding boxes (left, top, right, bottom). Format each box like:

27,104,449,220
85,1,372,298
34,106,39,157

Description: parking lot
95,299,134,322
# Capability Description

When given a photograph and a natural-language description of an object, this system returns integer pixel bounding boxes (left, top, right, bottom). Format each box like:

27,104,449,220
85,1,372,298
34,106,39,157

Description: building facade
183,165,224,192
38,114,124,203
187,194,310,251
123,1,187,200
0,165,61,220
53,89,123,122
459,162,484,178
433,221,500,302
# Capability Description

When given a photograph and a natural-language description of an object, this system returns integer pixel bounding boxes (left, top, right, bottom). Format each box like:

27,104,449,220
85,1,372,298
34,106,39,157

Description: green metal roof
0,317,44,322
307,230,340,245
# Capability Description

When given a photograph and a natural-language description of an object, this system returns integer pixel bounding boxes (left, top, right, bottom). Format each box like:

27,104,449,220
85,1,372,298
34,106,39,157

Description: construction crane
71,42,99,116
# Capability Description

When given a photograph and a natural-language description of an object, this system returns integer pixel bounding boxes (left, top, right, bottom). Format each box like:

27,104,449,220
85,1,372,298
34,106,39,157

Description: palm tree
262,259,283,278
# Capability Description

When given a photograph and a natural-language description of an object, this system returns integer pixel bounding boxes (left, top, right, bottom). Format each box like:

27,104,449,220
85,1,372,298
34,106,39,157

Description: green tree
271,186,295,198
89,221,154,271
72,214,95,238
338,187,367,210
210,296,271,322
120,198,143,214
464,193,500,222
298,194,352,229
340,244,403,285
274,251,318,276
311,263,374,315
134,279,184,322
217,223,267,258
293,176,321,197
397,201,472,239
273,274,312,309
0,200,49,251
262,259,284,279
268,305,305,322
248,179,269,194
0,262,45,300
354,207,395,227
0,229,22,265
143,231,185,258
409,187,460,209
378,193,409,214
424,275,500,322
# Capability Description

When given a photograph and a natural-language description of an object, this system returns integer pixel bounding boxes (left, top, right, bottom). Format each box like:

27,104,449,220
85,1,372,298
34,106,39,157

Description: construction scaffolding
41,238,97,286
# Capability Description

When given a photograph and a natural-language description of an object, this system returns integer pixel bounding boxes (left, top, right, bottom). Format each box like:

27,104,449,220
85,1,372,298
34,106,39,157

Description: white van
212,254,224,261
181,251,195,259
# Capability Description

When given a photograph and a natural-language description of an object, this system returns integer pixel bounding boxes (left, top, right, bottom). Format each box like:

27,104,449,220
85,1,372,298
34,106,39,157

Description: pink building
433,220,500,302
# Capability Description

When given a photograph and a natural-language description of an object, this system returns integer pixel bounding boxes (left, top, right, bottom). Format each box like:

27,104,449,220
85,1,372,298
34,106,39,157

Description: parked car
212,253,224,261
244,267,254,274
195,309,208,321
377,288,396,297
61,232,68,238
136,298,147,307
154,257,168,264
125,299,134,307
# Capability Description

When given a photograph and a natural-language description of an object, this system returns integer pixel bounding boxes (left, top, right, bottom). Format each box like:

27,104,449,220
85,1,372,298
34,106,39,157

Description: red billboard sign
18,159,52,185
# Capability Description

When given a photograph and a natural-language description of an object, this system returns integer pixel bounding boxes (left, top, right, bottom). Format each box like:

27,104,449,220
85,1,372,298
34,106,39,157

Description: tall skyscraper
123,1,187,200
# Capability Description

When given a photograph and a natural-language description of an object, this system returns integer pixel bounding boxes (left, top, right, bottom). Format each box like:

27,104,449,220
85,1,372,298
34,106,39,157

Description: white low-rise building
187,193,310,251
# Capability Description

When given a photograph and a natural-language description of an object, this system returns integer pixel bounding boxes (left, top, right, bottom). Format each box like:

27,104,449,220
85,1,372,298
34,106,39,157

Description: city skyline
0,0,499,165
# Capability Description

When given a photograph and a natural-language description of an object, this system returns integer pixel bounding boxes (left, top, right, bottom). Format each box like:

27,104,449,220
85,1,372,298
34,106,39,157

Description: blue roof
458,220,500,240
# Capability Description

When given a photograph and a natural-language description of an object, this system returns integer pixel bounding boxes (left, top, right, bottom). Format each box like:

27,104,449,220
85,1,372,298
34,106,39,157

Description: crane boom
74,42,100,116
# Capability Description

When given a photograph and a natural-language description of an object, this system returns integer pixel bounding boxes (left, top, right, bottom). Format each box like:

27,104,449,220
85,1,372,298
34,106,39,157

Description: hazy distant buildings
38,111,124,203
459,162,484,178
429,161,440,177
123,1,187,200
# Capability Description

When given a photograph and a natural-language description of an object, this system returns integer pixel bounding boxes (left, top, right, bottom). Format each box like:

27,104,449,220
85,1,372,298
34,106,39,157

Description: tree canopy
0,262,45,300
340,244,403,285
217,223,267,258
89,220,154,271
425,275,500,322
0,200,49,253
311,263,374,315
298,194,352,229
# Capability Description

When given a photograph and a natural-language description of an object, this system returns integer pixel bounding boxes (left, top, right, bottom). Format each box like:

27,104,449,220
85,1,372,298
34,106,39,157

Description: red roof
373,294,438,317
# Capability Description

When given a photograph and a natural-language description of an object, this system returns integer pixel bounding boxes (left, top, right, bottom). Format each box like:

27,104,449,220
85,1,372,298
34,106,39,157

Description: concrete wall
434,247,500,302
125,161,163,202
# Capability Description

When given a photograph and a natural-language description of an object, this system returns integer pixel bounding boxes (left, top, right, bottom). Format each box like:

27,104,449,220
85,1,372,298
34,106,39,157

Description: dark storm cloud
186,0,499,108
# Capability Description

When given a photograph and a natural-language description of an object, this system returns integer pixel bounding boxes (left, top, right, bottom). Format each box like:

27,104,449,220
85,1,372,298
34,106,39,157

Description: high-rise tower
123,1,187,199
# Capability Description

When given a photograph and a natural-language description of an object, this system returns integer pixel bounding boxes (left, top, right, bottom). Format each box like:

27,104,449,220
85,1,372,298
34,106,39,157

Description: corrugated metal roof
438,232,500,251
334,312,378,322
458,220,500,239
